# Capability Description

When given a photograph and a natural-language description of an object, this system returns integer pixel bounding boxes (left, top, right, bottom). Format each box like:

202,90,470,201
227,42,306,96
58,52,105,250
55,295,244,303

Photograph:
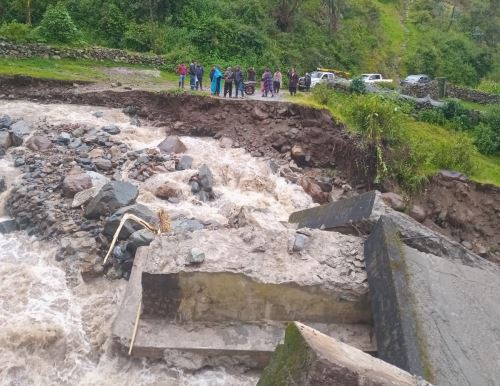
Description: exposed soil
0,76,375,185
1,75,499,263
416,173,500,263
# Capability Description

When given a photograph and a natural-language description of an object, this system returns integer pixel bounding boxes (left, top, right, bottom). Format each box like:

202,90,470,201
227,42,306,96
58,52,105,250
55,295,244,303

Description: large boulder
155,182,182,200
103,203,159,239
26,135,54,152
126,228,155,254
9,120,32,146
258,322,431,386
62,173,93,198
198,164,214,190
0,132,12,156
158,136,187,154
84,181,139,219
176,155,193,171
0,115,13,129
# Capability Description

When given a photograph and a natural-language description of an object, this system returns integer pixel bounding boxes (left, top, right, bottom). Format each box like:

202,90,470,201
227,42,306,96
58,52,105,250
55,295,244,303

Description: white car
360,74,393,83
310,71,335,87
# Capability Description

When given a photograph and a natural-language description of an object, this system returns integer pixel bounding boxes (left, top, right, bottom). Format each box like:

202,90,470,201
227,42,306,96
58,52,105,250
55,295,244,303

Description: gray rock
84,181,139,219
0,115,13,129
186,248,205,265
101,125,121,135
130,117,141,127
198,164,214,190
103,203,158,239
176,155,193,171
293,233,309,252
0,177,5,192
94,157,113,171
410,204,426,222
190,181,200,194
158,136,187,154
86,171,109,189
93,111,104,118
10,120,32,146
122,105,139,116
364,216,500,386
438,170,468,182
14,157,25,167
172,218,204,233
58,132,72,145
126,228,155,254
0,131,12,155
68,138,82,148
0,218,17,234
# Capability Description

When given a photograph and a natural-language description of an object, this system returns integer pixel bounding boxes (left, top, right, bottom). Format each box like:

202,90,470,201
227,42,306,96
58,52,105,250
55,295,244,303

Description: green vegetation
303,84,500,191
0,0,498,85
0,57,176,83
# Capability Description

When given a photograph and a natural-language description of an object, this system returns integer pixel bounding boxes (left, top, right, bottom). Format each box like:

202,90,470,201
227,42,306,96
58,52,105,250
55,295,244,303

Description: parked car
360,73,393,83
401,74,432,85
298,71,335,91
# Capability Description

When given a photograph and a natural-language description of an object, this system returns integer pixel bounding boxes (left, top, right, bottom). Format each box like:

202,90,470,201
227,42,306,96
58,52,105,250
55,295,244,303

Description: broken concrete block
258,322,431,386
186,247,205,265
364,215,500,386
289,191,381,233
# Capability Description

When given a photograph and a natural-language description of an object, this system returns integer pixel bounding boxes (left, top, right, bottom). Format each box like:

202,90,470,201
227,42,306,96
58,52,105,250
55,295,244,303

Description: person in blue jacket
211,66,223,96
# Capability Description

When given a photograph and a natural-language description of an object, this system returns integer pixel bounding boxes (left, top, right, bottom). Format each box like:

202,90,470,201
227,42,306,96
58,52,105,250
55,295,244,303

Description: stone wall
0,40,165,67
401,80,500,104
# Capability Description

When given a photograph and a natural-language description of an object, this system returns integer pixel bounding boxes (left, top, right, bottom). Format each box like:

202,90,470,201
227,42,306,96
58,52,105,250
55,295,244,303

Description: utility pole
26,0,32,26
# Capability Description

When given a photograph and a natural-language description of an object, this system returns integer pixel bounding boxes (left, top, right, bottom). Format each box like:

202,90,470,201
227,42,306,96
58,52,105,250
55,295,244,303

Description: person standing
305,72,311,92
209,65,215,83
224,67,234,98
196,64,204,91
289,68,299,96
262,68,274,97
247,67,256,82
211,66,223,96
189,60,197,90
234,66,245,98
177,63,187,89
273,69,282,95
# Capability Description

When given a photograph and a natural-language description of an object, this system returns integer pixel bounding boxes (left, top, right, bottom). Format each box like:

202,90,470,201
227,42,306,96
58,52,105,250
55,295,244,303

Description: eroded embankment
0,76,375,185
1,75,499,263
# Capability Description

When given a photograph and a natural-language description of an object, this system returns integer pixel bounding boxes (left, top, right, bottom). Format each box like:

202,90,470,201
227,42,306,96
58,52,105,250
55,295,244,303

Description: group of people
177,61,301,98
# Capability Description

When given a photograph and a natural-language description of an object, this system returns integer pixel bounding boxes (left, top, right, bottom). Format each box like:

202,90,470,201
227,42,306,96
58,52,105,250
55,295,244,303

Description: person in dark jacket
196,64,204,91
224,67,234,98
189,60,197,90
247,67,256,82
305,72,311,92
233,66,245,98
209,65,215,82
288,68,299,96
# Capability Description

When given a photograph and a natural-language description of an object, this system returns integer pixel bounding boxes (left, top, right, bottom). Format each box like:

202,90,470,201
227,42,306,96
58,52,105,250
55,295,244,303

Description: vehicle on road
298,71,335,91
360,73,393,83
401,74,432,85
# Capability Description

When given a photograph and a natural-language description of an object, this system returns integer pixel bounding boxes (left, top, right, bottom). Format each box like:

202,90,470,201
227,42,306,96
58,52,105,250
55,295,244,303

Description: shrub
0,21,32,43
432,133,477,175
99,3,126,48
476,80,500,95
38,4,80,44
441,100,475,130
124,22,153,52
474,124,499,155
350,76,366,94
311,83,332,105
417,108,447,126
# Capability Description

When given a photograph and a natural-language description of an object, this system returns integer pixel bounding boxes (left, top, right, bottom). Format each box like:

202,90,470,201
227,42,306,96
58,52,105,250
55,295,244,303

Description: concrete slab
364,216,500,386
258,322,431,386
112,226,375,369
289,191,380,233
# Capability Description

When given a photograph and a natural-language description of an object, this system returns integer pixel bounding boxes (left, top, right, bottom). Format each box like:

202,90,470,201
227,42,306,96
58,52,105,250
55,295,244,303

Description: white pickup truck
361,74,393,83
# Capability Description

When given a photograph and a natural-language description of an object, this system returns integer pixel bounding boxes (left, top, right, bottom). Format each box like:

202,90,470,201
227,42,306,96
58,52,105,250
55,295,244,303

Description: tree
273,0,304,32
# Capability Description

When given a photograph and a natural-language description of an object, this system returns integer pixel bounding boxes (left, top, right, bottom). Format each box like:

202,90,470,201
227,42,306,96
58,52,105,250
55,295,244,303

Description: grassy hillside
292,86,500,189
0,0,498,85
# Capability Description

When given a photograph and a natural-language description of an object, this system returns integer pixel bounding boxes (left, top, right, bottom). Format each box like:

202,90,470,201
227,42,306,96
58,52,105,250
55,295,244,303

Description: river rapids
0,100,315,385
